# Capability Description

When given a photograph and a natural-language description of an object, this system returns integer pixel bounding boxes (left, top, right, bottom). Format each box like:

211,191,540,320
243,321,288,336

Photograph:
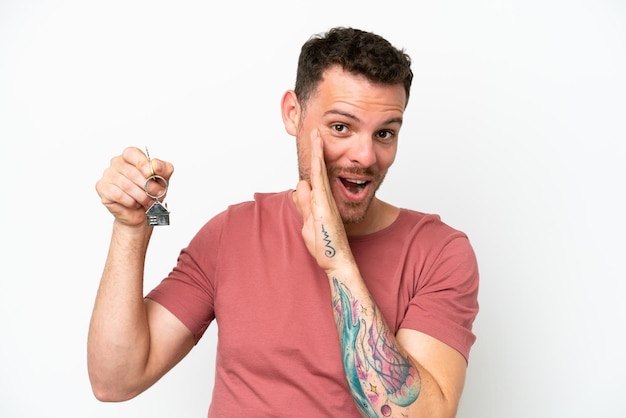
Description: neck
292,190,399,237
343,198,399,237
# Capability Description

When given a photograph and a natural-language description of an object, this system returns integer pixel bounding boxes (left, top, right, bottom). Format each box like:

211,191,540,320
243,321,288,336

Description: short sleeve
400,235,479,362
146,211,226,342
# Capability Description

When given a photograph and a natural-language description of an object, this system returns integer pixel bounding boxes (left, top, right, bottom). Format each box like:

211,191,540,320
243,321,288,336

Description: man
88,27,479,417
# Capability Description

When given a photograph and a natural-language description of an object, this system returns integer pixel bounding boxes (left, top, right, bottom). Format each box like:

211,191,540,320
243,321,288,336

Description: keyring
145,147,156,177
144,175,168,200
143,146,171,226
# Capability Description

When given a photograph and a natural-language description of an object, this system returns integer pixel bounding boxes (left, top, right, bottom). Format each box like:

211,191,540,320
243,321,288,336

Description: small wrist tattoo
321,225,336,257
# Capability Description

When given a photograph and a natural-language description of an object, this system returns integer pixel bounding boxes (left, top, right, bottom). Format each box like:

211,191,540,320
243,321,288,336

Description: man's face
295,66,406,225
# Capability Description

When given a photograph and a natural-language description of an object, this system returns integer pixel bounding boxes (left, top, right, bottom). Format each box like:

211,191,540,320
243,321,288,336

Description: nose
348,135,377,167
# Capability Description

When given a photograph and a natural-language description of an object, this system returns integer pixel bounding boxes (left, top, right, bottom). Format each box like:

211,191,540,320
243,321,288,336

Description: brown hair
294,27,413,109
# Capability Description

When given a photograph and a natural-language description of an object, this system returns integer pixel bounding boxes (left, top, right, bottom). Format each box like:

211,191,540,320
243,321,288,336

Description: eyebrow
323,109,403,126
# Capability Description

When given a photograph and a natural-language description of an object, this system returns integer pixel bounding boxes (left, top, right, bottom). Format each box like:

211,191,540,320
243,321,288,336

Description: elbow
87,355,145,402
91,388,123,403
90,379,139,403
88,369,142,403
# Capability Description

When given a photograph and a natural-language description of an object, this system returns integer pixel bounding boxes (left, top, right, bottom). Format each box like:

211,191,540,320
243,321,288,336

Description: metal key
144,147,170,226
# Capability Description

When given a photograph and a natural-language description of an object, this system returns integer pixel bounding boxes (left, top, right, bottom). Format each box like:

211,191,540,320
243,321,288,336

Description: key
144,147,170,226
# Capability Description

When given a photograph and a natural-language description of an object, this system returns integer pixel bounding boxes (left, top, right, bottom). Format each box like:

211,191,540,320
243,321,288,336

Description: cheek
322,146,343,165
376,146,397,171
295,139,312,178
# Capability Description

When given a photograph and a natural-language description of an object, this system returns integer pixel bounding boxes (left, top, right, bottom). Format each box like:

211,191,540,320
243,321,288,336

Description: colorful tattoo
333,277,421,417
366,310,421,407
333,277,376,416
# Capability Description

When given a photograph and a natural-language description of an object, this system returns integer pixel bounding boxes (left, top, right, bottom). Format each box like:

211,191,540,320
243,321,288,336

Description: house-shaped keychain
146,201,170,226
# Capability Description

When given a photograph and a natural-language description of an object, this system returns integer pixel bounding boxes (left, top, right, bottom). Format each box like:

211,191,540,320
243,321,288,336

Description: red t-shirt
147,190,479,417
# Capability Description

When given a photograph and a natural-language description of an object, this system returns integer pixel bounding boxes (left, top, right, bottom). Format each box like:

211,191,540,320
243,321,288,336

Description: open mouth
340,177,370,194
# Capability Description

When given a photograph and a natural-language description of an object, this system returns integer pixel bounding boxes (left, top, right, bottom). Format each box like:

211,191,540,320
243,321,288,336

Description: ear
281,90,300,136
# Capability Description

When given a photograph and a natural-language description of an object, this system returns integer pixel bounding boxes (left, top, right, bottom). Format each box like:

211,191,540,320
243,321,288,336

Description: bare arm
295,133,467,417
88,147,195,401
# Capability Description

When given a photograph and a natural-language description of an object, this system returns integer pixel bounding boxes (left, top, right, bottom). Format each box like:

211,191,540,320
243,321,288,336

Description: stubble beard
295,135,385,225
297,157,385,225
334,174,385,225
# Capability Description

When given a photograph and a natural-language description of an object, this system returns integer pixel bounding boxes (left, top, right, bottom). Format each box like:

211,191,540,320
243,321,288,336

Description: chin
338,201,370,225
341,215,366,225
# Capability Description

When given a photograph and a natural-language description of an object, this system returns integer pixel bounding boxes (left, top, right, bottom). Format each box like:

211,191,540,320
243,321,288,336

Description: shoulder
396,208,469,243
224,190,292,214
394,209,478,273
199,190,295,234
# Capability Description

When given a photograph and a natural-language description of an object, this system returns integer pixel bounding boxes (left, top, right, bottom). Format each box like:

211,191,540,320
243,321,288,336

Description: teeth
345,178,366,185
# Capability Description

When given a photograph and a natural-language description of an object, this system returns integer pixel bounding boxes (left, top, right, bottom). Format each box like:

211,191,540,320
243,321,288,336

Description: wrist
325,259,359,281
112,219,153,242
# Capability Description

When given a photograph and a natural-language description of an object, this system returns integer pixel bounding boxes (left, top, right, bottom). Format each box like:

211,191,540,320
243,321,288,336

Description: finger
309,130,327,194
98,164,151,209
122,146,150,172
310,129,337,214
118,147,174,199
120,147,174,181
149,158,175,181
101,153,151,209
295,179,312,221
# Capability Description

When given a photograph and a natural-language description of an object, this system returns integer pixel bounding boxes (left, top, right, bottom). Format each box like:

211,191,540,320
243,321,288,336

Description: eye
331,124,349,135
375,130,396,143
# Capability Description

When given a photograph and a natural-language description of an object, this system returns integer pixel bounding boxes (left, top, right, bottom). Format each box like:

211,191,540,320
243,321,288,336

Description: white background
1,0,625,417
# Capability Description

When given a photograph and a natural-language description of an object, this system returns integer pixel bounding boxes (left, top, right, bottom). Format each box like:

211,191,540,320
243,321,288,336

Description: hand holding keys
144,147,171,226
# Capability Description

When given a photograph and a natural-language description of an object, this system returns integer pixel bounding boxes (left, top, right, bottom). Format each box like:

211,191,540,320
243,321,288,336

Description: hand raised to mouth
295,129,357,276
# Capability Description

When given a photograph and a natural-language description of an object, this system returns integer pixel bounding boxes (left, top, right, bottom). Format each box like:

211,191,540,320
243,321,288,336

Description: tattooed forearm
333,278,376,416
332,277,421,417
321,224,336,257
